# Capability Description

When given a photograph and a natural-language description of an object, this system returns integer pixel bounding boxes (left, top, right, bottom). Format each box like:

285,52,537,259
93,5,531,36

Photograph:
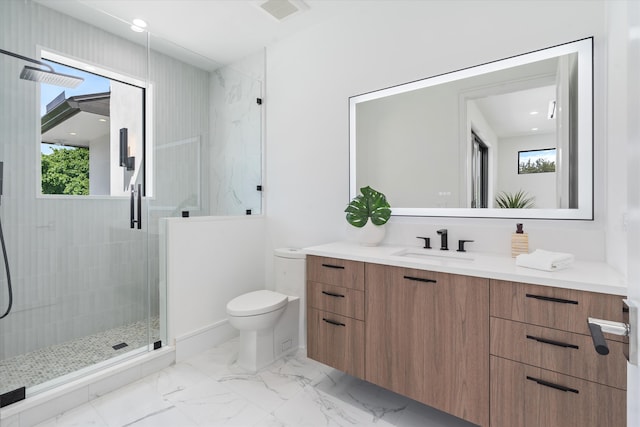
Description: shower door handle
130,184,142,229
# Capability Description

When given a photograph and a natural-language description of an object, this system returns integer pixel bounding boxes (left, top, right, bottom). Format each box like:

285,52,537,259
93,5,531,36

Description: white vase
355,221,386,246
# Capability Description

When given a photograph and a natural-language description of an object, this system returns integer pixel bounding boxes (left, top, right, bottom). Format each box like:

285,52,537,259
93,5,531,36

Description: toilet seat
226,290,288,317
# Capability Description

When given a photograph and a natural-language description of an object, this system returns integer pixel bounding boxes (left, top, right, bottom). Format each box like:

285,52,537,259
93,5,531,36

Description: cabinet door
307,281,364,320
365,264,490,427
365,264,435,402
491,356,626,427
490,280,626,340
306,255,364,290
307,308,364,378
490,317,627,389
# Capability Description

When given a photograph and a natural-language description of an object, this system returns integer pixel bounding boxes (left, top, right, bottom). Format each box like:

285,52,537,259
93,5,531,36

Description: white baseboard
174,319,238,362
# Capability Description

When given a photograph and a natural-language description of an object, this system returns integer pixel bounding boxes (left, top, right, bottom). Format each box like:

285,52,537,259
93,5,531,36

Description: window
39,51,146,197
518,148,556,174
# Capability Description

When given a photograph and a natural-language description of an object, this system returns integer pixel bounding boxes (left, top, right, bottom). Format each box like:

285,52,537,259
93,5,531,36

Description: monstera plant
345,186,391,227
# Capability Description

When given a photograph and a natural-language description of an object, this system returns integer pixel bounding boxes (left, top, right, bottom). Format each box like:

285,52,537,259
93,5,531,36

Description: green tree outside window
41,147,89,195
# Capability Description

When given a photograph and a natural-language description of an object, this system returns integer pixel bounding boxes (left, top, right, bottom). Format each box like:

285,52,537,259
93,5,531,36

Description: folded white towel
515,249,575,272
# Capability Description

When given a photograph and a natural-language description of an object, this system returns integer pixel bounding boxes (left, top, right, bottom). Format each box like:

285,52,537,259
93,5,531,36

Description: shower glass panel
0,0,156,403
0,0,263,409
147,33,264,220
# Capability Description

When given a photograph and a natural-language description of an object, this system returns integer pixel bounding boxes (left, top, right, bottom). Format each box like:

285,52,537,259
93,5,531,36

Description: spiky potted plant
345,186,391,246
495,190,535,208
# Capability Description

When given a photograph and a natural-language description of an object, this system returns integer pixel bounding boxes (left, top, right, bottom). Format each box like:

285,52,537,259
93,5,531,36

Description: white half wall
164,216,266,357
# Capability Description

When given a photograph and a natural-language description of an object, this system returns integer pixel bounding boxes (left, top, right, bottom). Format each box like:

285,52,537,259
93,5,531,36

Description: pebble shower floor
0,317,160,397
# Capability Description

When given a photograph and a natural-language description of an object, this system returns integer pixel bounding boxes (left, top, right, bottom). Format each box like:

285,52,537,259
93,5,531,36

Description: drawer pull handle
526,376,579,394
403,275,437,284
525,294,578,305
322,291,345,298
321,263,345,270
526,335,579,350
323,318,346,327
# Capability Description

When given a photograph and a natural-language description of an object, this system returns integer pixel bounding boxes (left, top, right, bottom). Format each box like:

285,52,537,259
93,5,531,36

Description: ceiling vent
258,0,308,21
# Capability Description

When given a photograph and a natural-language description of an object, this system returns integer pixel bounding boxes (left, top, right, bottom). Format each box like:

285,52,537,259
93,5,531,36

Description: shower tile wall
0,0,210,363
0,0,261,367
0,0,150,361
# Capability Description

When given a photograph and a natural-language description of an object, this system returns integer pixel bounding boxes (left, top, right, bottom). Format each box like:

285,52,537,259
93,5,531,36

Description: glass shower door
0,0,156,406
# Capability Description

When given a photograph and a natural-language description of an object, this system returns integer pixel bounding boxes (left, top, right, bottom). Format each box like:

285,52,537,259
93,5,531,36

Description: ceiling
35,0,554,139
35,0,360,69
474,85,557,138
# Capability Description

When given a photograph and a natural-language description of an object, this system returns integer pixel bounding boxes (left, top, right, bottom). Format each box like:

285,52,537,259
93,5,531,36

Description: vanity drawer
307,308,364,378
306,255,364,290
490,280,625,340
307,281,364,320
490,356,625,427
490,317,626,389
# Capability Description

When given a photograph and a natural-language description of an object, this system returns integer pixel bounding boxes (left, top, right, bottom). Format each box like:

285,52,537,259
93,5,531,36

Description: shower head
20,65,84,88
0,48,84,89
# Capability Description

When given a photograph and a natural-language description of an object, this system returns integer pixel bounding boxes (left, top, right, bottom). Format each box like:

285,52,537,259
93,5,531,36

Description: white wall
89,133,109,195
265,0,618,270
165,216,265,356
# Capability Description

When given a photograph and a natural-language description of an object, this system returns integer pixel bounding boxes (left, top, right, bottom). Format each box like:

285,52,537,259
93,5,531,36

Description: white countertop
303,241,627,296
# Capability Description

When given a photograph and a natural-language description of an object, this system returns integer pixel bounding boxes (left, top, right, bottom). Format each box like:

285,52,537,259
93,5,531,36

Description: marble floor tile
164,376,271,426
89,380,176,427
34,404,108,427
35,338,477,427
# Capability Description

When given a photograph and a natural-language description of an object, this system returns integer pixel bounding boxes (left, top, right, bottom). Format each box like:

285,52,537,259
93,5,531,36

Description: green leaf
495,190,535,209
41,147,89,195
345,186,391,227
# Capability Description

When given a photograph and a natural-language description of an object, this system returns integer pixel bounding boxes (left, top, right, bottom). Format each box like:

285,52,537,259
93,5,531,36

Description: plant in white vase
345,186,391,246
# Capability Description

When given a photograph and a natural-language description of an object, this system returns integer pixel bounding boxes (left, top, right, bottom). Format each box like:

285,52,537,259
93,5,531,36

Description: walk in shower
0,0,262,409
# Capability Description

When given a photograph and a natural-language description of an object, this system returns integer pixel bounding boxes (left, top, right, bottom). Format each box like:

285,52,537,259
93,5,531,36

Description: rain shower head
20,65,84,88
0,48,84,89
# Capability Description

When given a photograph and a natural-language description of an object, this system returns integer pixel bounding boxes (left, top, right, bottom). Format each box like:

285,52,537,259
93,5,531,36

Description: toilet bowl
226,249,305,372
227,290,288,332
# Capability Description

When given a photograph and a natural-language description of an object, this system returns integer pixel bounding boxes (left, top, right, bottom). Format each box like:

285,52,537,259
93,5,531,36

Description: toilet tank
274,248,306,296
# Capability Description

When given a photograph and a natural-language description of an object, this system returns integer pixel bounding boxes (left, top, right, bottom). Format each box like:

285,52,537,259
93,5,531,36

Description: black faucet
457,240,474,252
436,229,448,251
416,236,431,249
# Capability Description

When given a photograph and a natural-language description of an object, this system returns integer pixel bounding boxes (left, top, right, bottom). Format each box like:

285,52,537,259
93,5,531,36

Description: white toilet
226,248,306,372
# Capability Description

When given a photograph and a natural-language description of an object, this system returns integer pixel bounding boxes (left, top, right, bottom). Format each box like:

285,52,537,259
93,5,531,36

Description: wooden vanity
305,244,627,427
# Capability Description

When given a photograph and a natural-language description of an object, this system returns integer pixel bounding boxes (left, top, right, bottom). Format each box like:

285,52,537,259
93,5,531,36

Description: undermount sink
392,248,475,263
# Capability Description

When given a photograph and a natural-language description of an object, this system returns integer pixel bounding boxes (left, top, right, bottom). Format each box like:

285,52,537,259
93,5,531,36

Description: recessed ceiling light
98,118,107,122
531,128,538,131
529,111,539,115
132,18,147,28
69,132,77,136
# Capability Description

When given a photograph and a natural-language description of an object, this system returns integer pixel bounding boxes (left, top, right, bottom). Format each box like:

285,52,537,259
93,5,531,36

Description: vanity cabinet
306,255,365,378
365,263,490,427
305,254,627,427
490,280,627,427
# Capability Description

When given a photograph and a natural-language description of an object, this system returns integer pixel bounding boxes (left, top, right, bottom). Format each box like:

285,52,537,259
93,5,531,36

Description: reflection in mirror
350,38,593,220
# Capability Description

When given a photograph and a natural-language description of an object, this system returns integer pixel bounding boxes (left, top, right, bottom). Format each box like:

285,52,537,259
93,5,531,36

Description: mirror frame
349,38,593,220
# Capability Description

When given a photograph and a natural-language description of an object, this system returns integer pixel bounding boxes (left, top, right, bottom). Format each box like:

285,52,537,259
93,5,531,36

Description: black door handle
130,184,142,230
526,376,579,394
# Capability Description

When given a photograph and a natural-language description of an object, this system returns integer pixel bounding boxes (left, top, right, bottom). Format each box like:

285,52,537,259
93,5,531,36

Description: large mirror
349,38,593,220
